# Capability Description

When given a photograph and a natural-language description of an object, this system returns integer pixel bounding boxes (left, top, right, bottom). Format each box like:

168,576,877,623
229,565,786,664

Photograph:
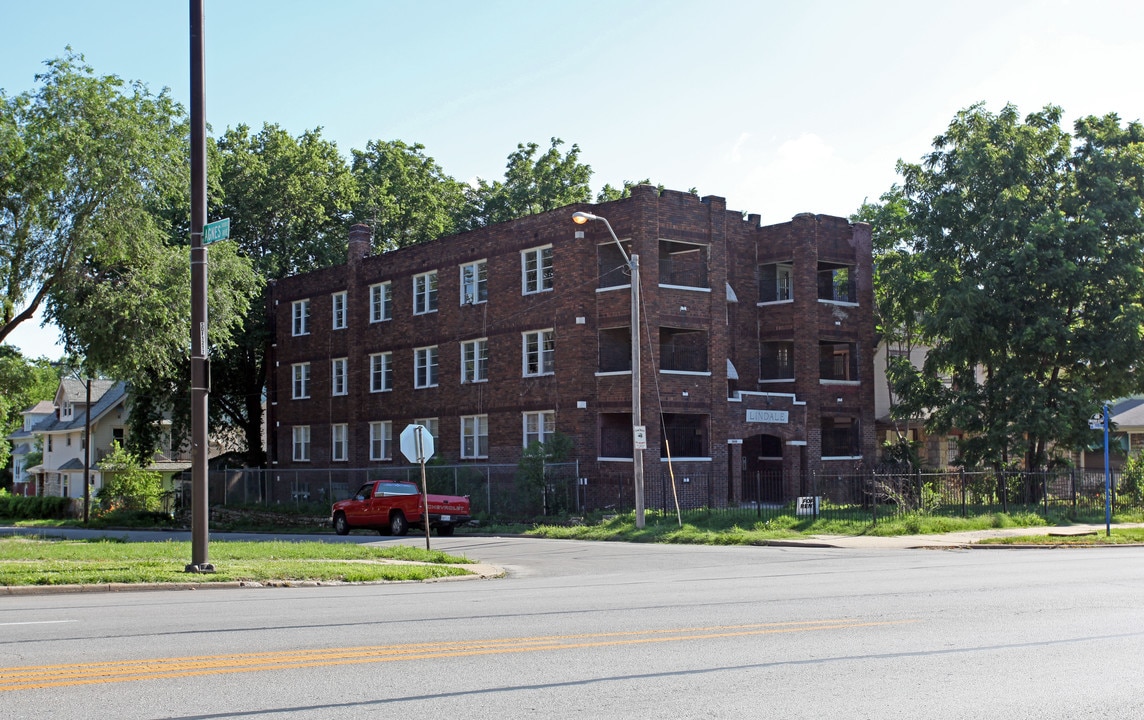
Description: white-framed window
522,329,555,376
461,414,489,459
292,425,311,462
461,338,488,384
414,345,438,388
331,423,348,462
523,410,556,447
292,299,310,336
776,263,793,301
369,352,393,393
369,421,393,461
370,282,392,323
460,260,488,305
413,271,438,315
61,401,74,420
414,417,439,441
946,436,959,466
331,291,347,329
331,357,348,396
522,246,553,294
291,362,311,399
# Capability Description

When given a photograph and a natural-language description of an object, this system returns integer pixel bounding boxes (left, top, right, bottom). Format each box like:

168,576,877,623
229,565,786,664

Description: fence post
960,468,967,517
1070,468,1076,518
1042,472,1048,519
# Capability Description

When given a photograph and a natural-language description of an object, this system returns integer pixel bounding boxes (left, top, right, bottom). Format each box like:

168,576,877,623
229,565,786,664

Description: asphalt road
2,533,1143,719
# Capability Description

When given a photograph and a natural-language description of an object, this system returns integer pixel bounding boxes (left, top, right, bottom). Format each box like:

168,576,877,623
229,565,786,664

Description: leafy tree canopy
878,103,1144,470
0,346,59,472
351,140,466,252
459,138,592,229
0,51,186,347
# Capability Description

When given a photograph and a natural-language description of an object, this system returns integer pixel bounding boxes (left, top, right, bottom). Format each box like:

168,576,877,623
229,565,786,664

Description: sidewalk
769,522,1144,549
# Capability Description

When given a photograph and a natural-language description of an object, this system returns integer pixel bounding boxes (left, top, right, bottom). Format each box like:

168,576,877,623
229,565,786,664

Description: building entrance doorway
742,434,784,504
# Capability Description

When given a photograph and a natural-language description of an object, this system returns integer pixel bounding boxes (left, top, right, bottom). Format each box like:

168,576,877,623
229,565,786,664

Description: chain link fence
173,465,1141,526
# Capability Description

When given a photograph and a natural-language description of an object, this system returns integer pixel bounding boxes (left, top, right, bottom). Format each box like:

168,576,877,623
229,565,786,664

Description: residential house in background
6,400,55,497
27,379,126,499
265,185,876,509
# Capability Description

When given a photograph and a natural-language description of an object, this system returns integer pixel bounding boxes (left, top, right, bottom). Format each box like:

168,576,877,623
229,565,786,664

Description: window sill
461,379,489,385
597,284,632,293
660,457,712,462
819,380,860,386
816,299,859,307
757,299,794,307
412,310,439,316
821,455,863,461
661,370,711,377
523,373,555,379
758,378,794,384
596,370,632,377
659,284,711,293
414,385,439,390
598,457,634,463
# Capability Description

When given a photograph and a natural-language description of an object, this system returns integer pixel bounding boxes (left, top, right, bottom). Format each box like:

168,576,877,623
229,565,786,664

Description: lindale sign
746,409,788,424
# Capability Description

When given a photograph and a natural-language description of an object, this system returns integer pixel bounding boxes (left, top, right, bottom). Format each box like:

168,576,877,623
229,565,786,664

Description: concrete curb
1,563,506,596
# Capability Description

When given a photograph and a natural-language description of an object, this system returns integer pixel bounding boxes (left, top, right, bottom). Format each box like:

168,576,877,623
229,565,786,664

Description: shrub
1120,452,1144,506
0,494,72,519
97,443,163,512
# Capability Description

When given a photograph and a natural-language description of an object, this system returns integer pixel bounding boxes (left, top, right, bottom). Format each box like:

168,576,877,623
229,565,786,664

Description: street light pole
572,211,645,528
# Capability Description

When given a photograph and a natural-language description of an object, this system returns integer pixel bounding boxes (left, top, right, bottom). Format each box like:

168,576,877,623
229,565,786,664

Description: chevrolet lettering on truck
331,480,471,536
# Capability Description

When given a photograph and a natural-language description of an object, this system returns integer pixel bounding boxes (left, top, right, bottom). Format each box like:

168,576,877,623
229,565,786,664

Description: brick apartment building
265,185,875,509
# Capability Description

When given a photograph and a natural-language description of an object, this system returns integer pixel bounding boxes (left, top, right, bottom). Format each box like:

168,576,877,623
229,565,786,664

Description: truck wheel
390,512,409,536
333,512,350,536
437,524,455,537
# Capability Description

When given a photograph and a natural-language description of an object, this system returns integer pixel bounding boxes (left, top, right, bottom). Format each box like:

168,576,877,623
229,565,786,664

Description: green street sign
203,218,231,244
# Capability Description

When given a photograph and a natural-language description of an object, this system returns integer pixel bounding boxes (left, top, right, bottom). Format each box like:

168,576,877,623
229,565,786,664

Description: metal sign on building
746,409,789,424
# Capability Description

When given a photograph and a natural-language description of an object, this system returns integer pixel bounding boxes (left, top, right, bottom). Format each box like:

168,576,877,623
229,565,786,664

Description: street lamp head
571,211,598,225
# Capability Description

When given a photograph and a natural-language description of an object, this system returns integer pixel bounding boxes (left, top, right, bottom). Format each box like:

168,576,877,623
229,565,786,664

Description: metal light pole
186,0,213,573
572,211,645,528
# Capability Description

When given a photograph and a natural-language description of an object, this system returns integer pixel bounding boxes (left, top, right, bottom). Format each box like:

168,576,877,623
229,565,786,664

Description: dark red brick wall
266,185,876,506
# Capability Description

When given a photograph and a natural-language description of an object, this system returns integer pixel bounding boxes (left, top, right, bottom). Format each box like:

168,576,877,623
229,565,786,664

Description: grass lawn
978,528,1144,545
0,537,474,586
524,509,1061,544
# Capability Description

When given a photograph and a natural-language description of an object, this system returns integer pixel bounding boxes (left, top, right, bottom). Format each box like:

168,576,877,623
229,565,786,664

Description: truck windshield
380,482,419,496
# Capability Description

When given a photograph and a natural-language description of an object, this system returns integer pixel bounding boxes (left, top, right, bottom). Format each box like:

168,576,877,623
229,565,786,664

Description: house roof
23,400,56,416
147,460,192,474
57,458,86,471
1110,398,1144,430
33,382,128,434
58,378,118,405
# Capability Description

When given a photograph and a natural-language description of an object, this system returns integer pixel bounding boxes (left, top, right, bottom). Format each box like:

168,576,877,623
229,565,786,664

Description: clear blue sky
3,0,1142,359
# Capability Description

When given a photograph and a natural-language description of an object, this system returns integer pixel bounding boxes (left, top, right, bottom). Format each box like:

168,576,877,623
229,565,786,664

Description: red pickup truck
331,480,471,537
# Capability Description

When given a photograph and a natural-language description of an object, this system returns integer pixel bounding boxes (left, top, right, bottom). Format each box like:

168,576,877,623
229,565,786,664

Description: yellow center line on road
0,618,913,692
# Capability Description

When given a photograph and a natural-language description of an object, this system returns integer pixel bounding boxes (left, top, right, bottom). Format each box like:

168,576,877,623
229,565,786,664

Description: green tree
211,123,355,465
351,140,466,251
852,188,933,465
97,441,162,512
0,347,58,475
459,138,592,229
0,51,185,346
889,103,1144,471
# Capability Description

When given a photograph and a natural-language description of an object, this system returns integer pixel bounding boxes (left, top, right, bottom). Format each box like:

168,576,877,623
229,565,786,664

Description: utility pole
186,0,213,573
